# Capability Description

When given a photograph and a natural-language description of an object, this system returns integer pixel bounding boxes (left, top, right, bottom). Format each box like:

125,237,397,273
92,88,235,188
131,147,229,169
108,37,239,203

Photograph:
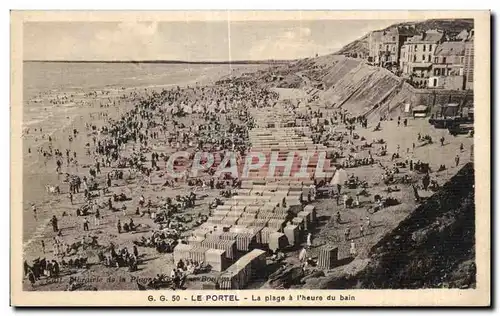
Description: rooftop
434,41,466,56
406,29,444,43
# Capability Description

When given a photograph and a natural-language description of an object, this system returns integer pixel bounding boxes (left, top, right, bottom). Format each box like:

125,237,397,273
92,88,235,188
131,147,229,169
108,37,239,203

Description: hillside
335,34,370,57
336,18,474,56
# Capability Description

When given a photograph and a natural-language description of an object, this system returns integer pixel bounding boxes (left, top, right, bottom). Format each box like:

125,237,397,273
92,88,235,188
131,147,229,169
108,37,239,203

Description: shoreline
22,64,261,253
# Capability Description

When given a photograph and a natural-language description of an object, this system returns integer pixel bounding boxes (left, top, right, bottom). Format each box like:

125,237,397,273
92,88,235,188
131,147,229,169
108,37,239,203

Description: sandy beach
22,62,264,247
21,60,474,292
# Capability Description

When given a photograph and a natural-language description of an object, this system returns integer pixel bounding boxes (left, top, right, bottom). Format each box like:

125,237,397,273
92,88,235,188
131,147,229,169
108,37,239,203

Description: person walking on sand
455,155,460,167
117,220,122,234
360,224,365,237
68,192,73,205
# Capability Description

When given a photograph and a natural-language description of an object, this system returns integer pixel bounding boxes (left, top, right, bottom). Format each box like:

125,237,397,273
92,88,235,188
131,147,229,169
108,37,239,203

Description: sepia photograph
10,10,490,306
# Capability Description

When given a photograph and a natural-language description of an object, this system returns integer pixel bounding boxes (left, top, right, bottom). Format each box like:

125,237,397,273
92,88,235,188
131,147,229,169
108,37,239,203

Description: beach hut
412,105,429,118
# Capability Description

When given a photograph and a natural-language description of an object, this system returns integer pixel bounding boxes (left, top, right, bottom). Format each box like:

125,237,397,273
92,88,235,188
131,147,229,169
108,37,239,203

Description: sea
22,62,263,129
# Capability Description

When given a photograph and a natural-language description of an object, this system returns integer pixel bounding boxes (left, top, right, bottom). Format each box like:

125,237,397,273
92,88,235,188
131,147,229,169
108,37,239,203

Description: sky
23,19,407,61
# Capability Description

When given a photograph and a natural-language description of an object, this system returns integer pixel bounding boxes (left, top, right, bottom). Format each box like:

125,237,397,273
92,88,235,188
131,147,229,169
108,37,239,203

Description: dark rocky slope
315,162,476,289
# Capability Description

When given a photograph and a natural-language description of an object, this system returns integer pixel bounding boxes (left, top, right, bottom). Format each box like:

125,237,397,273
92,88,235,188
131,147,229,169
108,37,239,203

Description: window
423,45,426,52
415,44,418,51
429,44,432,51
392,46,396,52
392,36,396,41
386,45,389,51
422,55,425,61
434,57,438,63
428,55,431,62
413,55,416,62
443,57,447,64
461,57,465,63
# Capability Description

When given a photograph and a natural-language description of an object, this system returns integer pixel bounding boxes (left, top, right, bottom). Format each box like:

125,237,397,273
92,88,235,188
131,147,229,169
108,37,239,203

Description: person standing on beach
344,227,351,241
31,204,38,221
41,240,46,254
27,270,36,288
298,247,307,262
117,220,122,234
133,245,139,258
83,217,89,231
50,215,59,232
350,241,357,257
306,233,312,249
68,192,73,205
94,209,101,226
53,237,60,256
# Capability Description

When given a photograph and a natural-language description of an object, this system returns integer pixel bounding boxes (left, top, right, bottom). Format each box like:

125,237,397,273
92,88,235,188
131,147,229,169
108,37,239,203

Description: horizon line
23,59,298,65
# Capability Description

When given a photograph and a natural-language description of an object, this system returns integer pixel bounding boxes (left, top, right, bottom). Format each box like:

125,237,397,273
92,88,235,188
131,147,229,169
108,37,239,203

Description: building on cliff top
368,27,414,71
399,29,445,88
428,41,466,90
464,29,474,90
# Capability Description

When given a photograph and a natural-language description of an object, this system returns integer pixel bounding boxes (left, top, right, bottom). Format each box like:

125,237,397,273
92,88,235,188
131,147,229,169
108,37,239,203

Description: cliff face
323,62,404,115
271,55,472,122
313,163,476,289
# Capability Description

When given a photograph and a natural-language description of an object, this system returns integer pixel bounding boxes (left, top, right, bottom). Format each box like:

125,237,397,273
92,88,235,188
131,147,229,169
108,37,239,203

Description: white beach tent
183,103,193,114
330,168,347,185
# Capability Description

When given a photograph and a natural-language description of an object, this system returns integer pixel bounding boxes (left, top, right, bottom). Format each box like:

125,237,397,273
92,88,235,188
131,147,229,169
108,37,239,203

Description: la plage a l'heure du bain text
189,294,356,302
